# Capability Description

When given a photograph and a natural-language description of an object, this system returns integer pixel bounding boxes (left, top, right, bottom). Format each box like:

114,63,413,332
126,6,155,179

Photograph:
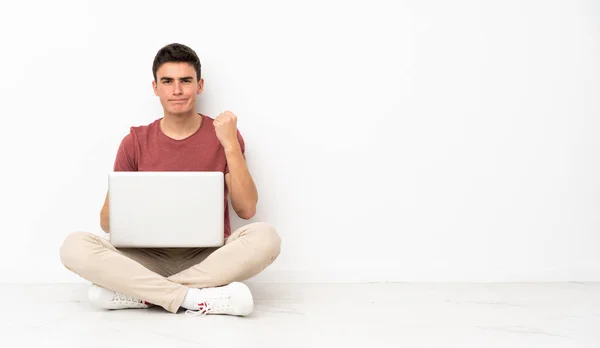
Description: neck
160,111,203,140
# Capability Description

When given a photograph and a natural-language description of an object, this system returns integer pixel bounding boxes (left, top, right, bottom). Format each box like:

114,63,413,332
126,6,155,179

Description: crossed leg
59,222,281,313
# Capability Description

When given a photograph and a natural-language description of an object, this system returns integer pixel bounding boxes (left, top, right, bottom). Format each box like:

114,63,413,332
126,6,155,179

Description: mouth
169,99,188,103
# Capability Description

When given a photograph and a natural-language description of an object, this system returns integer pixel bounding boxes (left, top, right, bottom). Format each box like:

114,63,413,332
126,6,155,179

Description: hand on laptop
214,110,240,151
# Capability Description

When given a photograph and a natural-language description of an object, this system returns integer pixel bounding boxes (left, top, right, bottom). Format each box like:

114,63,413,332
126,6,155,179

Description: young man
59,43,281,317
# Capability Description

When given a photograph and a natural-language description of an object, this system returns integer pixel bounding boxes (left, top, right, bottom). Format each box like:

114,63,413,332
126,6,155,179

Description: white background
0,0,599,283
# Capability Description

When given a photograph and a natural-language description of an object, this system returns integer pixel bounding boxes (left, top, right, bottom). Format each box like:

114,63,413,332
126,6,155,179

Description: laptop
108,171,224,248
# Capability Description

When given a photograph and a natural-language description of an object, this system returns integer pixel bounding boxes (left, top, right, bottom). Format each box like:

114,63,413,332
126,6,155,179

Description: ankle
181,288,202,311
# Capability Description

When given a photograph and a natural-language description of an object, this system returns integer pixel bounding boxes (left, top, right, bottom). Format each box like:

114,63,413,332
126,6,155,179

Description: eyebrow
160,76,194,81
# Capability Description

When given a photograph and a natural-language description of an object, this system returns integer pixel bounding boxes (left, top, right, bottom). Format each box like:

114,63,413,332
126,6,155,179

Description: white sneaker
88,284,151,310
184,282,254,317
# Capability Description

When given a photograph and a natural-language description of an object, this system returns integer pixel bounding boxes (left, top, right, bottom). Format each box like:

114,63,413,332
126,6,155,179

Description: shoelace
112,292,147,306
184,290,232,317
185,301,212,317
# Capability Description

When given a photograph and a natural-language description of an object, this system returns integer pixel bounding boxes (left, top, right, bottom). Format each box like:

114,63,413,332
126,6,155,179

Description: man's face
152,62,203,116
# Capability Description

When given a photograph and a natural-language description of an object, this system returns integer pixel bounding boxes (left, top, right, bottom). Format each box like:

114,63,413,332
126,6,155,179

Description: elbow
234,194,258,220
237,206,256,220
100,211,110,233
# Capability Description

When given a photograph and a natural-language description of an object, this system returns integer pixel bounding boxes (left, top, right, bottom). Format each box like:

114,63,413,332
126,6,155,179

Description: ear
196,78,204,95
152,80,159,96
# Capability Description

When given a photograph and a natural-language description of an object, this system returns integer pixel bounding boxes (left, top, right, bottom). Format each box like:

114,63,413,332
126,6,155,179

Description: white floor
1,282,599,347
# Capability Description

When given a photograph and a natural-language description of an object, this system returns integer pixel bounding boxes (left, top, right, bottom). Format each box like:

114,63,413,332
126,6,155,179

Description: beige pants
59,222,281,313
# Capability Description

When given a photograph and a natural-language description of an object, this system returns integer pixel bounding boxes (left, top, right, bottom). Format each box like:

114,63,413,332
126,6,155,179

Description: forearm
225,145,258,219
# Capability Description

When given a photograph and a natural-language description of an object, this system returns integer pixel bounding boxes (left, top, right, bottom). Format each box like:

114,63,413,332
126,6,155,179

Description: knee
250,222,281,258
59,231,95,270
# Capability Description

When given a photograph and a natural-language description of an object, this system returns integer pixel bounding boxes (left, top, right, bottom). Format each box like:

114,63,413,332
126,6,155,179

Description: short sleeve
224,130,246,174
113,131,138,171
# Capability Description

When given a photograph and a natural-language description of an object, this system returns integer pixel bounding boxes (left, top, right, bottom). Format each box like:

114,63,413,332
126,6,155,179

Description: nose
173,81,183,95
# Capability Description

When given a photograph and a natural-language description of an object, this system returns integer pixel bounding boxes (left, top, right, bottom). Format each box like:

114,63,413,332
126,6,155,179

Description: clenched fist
213,110,239,149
